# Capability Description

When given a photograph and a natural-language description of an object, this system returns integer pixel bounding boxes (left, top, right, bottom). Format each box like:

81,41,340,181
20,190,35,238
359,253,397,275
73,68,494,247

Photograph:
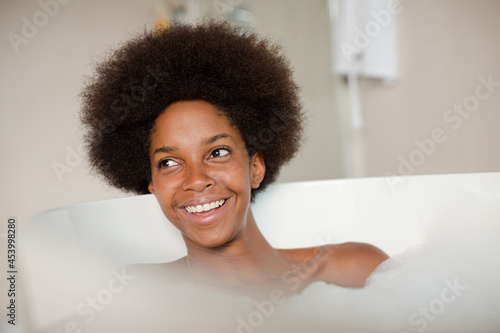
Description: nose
182,162,215,192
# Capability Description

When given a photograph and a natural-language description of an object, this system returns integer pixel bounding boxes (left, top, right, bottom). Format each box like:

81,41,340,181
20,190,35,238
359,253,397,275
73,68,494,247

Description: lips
181,197,229,226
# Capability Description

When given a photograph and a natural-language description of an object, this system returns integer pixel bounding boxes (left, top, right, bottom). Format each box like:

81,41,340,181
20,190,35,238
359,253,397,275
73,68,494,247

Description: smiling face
148,100,265,249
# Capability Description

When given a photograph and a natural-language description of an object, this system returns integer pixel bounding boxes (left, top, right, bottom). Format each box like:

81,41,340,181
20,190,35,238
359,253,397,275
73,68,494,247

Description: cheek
151,175,179,212
155,188,185,231
219,160,252,193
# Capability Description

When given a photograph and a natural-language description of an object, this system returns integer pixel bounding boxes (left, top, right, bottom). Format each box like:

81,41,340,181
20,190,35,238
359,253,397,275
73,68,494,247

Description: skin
148,100,388,296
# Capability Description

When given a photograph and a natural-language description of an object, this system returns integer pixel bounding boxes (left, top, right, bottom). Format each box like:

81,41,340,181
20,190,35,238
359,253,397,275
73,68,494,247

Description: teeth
186,199,225,213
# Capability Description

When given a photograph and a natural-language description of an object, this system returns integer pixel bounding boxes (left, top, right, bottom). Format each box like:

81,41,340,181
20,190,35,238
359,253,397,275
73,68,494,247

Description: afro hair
81,20,304,198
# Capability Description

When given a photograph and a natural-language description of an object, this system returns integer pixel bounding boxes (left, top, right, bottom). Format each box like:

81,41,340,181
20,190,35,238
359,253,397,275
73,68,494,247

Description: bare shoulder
317,242,389,288
278,246,322,263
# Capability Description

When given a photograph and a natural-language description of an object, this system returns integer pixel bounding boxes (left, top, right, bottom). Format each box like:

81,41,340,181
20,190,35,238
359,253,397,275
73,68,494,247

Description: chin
185,226,238,249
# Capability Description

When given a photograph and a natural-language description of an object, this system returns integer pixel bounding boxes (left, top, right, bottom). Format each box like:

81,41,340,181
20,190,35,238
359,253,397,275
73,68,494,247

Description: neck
182,209,293,288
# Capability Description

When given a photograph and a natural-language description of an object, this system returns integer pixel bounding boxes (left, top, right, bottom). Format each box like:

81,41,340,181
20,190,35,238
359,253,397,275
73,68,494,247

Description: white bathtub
16,172,500,332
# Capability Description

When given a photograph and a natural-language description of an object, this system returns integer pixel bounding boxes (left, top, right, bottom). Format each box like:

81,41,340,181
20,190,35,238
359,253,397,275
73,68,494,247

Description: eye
157,158,180,169
210,147,231,159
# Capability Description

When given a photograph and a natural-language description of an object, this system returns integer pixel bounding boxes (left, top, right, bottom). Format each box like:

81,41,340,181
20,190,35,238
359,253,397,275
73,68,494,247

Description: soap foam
63,187,500,333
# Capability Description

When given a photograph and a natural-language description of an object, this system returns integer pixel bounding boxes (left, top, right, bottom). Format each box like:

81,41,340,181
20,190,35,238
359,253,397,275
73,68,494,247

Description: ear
148,182,156,196
250,152,266,189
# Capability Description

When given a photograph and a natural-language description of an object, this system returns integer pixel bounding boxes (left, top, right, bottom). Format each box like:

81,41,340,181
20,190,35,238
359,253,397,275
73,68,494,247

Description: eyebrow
152,133,232,156
152,146,175,155
204,133,230,145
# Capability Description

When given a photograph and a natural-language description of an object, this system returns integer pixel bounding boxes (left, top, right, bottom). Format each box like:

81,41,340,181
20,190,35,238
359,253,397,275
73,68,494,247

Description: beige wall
245,0,343,183
1,0,499,223
345,0,500,182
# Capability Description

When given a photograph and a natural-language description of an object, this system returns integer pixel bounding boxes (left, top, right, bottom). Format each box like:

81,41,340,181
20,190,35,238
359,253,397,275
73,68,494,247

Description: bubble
59,185,500,333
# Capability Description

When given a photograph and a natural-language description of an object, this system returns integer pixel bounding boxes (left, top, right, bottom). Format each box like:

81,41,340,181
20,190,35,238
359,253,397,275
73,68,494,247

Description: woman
81,21,388,297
